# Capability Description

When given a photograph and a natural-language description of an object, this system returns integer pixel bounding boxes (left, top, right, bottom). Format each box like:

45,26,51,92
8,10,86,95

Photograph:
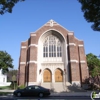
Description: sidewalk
0,90,92,97
50,91,91,97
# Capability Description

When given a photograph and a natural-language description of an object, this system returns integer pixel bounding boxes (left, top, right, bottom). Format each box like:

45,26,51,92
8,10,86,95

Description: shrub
18,85,25,89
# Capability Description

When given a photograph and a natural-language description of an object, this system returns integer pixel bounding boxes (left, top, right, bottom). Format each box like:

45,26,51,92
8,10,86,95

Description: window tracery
43,35,62,58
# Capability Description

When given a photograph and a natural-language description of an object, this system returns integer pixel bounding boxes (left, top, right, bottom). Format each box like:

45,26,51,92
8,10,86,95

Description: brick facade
18,20,89,86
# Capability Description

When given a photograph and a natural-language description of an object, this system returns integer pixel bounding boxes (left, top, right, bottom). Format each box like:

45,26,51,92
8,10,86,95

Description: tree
86,53,100,89
0,51,14,74
7,69,17,82
78,0,100,31
0,0,25,15
86,53,100,76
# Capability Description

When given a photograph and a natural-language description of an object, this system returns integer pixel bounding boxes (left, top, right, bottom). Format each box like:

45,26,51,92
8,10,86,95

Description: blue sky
0,0,100,69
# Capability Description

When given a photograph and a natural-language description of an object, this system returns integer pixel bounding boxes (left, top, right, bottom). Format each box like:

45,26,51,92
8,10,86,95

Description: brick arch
43,68,52,82
55,68,63,82
38,29,66,44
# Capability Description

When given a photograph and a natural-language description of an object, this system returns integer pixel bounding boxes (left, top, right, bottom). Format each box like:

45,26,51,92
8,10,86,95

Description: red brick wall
70,62,80,81
18,64,26,85
28,63,37,82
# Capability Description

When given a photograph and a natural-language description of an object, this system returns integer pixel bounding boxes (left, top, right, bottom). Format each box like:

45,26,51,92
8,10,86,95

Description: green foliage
91,67,100,77
0,51,14,74
7,69,18,82
0,86,11,90
86,53,100,77
78,0,100,31
0,0,25,15
18,84,25,89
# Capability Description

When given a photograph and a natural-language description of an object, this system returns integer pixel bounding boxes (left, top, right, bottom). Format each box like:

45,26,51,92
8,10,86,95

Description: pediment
30,19,72,34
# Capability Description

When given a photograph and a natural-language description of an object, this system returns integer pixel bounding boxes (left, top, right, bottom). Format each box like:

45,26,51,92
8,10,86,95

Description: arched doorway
43,69,52,82
55,68,63,82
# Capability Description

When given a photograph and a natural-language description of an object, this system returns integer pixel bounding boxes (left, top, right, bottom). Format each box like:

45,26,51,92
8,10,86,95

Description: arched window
43,35,62,58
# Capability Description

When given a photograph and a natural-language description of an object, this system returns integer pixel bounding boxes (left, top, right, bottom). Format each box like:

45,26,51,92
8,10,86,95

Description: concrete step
41,82,87,92
41,82,70,92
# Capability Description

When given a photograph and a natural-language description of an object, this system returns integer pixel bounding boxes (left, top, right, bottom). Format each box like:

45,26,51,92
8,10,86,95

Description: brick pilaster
28,35,37,83
78,45,89,83
68,34,80,83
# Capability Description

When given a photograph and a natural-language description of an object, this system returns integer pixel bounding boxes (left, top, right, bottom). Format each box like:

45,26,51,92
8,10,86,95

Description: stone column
52,74,55,83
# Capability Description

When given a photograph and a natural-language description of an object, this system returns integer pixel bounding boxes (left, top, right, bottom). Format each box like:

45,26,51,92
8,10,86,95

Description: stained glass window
43,35,62,57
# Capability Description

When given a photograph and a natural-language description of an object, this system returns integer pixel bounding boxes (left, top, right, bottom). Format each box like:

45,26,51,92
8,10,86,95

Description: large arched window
43,35,62,58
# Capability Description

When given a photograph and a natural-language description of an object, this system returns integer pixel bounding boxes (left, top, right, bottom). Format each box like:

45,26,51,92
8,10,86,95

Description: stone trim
21,46,27,48
30,34,36,36
27,61,37,64
20,62,26,64
39,28,67,44
68,33,73,35
80,60,85,63
69,43,76,46
69,60,78,63
78,45,83,47
41,62,63,64
45,19,59,27
86,67,89,69
29,44,38,47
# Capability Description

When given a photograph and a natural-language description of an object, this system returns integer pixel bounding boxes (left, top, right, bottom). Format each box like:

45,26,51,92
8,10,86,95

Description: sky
0,0,100,69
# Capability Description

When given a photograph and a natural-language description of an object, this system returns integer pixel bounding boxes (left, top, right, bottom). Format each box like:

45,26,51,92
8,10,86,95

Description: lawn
0,86,11,90
0,86,13,96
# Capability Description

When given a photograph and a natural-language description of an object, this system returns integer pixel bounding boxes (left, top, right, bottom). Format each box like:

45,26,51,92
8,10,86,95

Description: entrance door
43,69,52,82
55,68,63,82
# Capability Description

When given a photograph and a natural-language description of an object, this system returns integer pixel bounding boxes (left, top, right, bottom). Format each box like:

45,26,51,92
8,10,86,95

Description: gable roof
30,19,73,34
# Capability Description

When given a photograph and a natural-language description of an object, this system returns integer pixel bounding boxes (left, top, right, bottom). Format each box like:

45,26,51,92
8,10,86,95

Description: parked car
13,85,51,97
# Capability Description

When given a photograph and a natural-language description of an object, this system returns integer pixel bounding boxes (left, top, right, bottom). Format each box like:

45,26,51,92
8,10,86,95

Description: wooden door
55,69,63,82
43,69,52,82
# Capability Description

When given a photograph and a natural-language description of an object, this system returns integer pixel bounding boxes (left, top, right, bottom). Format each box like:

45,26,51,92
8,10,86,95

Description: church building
18,20,89,90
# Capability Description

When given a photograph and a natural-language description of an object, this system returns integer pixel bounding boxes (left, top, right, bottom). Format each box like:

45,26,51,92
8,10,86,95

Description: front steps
40,82,86,92
41,82,71,92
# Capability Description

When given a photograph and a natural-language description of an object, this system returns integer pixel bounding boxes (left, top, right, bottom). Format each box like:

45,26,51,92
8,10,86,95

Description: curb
7,94,90,97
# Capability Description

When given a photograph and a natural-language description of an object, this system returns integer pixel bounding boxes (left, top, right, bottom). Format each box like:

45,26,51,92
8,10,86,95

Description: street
0,95,97,100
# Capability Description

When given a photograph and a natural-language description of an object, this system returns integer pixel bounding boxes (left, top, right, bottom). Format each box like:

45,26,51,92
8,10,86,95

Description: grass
0,86,11,90
0,86,12,96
